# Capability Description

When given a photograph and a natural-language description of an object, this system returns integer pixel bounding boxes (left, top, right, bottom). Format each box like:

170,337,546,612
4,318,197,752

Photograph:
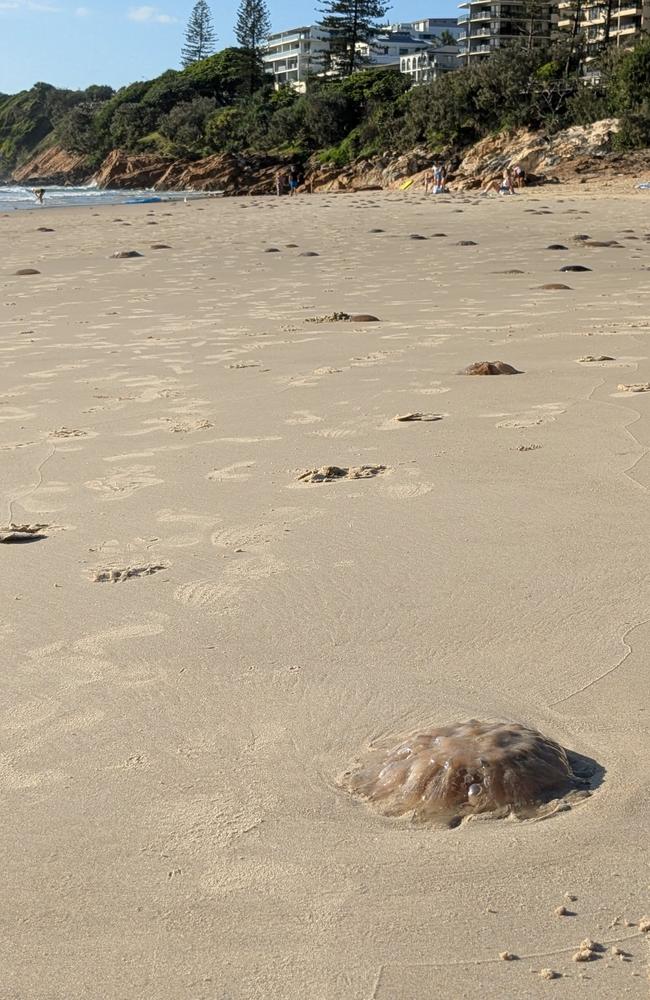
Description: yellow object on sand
400,178,414,190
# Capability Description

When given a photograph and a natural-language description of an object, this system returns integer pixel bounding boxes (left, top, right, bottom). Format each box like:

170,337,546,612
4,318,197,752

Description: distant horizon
0,0,460,94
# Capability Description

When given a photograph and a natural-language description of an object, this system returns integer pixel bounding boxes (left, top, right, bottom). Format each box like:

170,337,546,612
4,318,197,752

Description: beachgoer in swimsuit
480,176,501,195
275,169,285,197
433,163,446,194
481,169,514,196
32,188,45,204
512,164,525,189
288,167,299,196
500,168,515,194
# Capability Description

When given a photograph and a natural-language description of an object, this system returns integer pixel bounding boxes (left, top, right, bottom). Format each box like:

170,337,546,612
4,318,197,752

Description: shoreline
2,180,650,218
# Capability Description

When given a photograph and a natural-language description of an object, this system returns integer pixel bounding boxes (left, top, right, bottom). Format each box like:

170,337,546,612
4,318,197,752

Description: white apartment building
262,25,331,91
400,45,460,84
263,17,460,90
404,17,463,38
557,0,650,59
356,31,437,66
456,1,556,61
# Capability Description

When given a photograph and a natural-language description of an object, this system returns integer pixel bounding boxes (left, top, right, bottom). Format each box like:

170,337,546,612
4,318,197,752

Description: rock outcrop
305,149,435,192
12,146,91,186
453,119,620,188
154,152,293,195
91,150,174,189
7,119,639,197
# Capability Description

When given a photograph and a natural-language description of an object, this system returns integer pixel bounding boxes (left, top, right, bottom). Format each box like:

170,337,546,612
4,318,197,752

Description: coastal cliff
12,146,91,186
9,119,641,196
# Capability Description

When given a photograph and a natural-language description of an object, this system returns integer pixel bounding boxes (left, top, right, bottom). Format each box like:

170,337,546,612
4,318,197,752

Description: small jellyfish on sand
460,361,522,376
340,719,592,826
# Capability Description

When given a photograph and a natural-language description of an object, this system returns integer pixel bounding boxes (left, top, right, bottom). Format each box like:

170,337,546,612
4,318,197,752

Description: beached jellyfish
340,719,591,826
460,361,522,375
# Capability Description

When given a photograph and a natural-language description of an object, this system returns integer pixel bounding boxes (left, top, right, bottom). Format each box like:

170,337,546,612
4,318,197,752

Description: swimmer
32,188,45,205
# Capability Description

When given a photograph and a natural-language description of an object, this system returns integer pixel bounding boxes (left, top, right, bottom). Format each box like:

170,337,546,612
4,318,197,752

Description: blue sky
0,1,459,93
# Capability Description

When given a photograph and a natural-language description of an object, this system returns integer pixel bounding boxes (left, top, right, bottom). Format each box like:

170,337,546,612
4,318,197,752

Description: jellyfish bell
340,719,593,827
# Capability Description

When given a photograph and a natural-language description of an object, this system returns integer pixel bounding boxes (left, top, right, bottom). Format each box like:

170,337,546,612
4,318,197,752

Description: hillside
3,38,650,187
0,82,113,178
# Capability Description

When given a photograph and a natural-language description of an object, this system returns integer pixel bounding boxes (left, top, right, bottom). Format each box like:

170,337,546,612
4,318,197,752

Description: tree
160,96,216,152
235,0,271,92
235,0,271,53
439,30,457,46
317,0,391,78
182,1,217,67
57,102,101,154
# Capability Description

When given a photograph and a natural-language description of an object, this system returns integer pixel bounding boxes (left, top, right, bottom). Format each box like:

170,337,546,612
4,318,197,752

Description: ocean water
0,184,200,211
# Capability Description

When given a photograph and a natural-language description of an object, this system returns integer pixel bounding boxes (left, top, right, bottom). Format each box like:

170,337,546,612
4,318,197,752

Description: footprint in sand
382,479,434,498
616,382,650,393
284,411,323,425
92,563,168,583
174,552,286,613
296,465,386,484
496,403,566,429
25,618,167,695
164,418,214,434
312,423,361,438
207,462,255,482
84,465,163,498
47,427,91,439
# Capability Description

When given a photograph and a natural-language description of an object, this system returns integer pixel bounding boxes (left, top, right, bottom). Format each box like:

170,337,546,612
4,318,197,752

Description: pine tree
317,0,391,78
235,0,271,92
182,1,217,67
235,0,271,53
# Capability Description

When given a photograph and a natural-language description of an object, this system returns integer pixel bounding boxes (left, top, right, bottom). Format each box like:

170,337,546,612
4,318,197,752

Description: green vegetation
2,37,650,180
0,81,114,173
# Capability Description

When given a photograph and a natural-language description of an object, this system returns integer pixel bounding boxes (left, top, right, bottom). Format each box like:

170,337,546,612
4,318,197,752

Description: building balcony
470,10,492,19
472,26,492,35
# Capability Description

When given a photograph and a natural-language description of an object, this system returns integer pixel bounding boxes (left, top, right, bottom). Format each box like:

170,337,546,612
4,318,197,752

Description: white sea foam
0,185,203,210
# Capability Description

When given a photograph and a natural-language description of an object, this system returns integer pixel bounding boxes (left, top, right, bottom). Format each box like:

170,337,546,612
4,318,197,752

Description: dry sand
1,188,649,999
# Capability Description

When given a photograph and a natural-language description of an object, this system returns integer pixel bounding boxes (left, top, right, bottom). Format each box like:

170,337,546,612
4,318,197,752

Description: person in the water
32,188,45,204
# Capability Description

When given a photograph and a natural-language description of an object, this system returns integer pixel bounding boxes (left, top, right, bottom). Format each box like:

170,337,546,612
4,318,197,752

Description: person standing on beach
288,165,299,196
426,163,446,194
275,169,285,197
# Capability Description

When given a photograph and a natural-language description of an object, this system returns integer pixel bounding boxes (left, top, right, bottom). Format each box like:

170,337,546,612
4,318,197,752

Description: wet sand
1,189,650,998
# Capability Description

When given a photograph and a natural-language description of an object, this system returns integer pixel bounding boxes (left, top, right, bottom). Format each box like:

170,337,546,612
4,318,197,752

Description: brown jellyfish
340,719,591,826
461,361,522,376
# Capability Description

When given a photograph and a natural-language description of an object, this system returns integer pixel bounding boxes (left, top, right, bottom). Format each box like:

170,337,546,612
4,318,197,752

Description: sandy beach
1,188,649,998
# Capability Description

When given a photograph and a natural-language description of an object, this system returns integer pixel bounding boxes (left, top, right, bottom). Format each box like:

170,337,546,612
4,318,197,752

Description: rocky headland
8,118,647,195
